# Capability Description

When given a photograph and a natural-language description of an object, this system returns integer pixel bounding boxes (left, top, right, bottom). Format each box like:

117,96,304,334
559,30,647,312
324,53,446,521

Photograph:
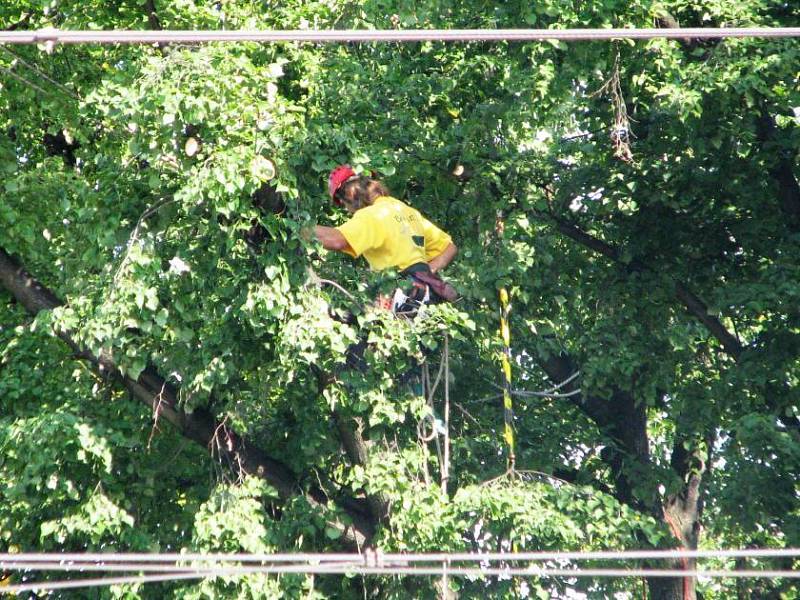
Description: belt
400,262,431,276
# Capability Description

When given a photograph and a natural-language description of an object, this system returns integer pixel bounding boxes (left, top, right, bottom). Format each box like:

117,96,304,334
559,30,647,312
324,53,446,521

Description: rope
512,388,583,398
499,288,516,470
485,371,582,399
541,370,580,392
442,334,450,496
2,28,800,45
416,337,451,495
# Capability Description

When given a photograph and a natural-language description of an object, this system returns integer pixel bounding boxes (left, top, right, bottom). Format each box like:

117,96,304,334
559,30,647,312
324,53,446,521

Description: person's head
328,165,390,215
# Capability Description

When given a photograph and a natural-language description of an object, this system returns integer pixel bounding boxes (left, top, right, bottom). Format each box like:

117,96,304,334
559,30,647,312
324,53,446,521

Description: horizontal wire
0,561,367,573
415,548,800,561
1,28,800,45
2,564,799,594
1,572,200,594
542,370,580,393
0,552,357,563
2,548,800,569
512,388,583,398
2,558,797,573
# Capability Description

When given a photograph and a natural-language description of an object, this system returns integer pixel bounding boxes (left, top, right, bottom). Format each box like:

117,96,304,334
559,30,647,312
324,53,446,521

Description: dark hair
340,176,390,209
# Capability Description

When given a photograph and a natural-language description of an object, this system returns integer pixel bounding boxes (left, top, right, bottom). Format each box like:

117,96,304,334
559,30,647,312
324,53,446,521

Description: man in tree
313,165,458,313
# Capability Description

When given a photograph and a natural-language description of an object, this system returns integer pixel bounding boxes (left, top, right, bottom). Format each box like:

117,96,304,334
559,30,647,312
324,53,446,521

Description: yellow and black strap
499,288,516,471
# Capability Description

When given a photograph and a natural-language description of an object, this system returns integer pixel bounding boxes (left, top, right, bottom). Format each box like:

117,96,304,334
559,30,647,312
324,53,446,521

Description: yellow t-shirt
336,196,452,272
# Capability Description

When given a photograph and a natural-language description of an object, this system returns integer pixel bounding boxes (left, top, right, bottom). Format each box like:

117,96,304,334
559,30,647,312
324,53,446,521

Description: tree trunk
647,451,705,600
648,574,692,600
540,351,705,600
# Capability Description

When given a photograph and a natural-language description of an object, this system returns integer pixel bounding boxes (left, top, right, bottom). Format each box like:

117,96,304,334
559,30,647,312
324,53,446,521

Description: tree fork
550,217,800,432
541,353,651,510
551,217,744,358
541,352,701,600
0,247,375,547
312,364,392,526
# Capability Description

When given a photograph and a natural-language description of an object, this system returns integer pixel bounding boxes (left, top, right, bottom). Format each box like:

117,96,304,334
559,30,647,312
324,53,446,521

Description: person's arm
420,213,455,272
428,242,457,274
314,225,354,254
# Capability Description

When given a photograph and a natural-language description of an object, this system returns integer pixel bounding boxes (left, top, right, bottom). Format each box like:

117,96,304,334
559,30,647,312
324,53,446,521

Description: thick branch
0,248,374,546
312,364,391,526
144,0,163,30
334,412,391,524
756,111,800,231
674,282,742,359
553,218,744,359
551,218,800,433
539,352,651,513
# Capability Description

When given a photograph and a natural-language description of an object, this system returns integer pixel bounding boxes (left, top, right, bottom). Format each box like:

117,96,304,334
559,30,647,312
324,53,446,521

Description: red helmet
328,164,357,204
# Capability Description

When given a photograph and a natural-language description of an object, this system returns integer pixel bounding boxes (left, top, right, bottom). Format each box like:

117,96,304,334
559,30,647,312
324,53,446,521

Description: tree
1,1,798,598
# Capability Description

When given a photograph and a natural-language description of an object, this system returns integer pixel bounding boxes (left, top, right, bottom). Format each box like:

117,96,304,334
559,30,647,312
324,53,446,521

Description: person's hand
375,294,392,311
300,226,315,242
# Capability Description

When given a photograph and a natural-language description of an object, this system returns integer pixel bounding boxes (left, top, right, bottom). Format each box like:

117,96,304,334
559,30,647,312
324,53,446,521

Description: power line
4,548,799,563
1,28,800,45
1,564,799,595
2,549,797,593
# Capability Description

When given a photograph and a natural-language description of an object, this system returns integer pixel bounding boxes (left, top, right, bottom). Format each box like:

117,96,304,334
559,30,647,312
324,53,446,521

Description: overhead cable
2,564,799,594
542,370,581,393
3,548,800,563
3,549,798,593
1,28,800,45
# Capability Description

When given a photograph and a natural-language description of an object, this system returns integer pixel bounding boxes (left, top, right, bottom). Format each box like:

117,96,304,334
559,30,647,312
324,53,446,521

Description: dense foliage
2,1,799,598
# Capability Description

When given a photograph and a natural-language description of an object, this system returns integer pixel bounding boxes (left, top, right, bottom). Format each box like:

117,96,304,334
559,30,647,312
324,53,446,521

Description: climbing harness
392,264,459,318
390,280,431,317
313,271,455,491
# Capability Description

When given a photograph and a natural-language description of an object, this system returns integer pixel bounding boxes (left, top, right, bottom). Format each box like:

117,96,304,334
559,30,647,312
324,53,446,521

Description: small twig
453,401,480,426
147,381,168,449
512,388,583,399
515,469,572,487
478,469,514,488
472,393,503,404
317,278,357,301
589,50,633,161
0,47,80,99
0,65,49,97
236,450,246,484
113,197,176,284
209,416,230,461
558,126,610,143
